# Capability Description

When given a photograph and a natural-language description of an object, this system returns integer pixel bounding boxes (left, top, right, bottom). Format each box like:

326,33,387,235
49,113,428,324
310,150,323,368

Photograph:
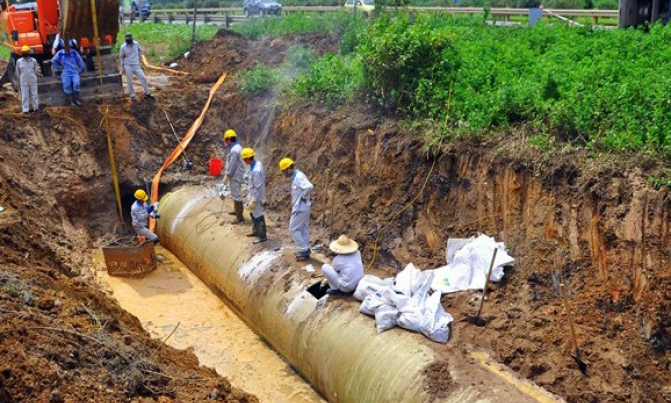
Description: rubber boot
73,91,83,106
232,201,244,224
67,94,75,106
253,216,267,244
246,213,258,237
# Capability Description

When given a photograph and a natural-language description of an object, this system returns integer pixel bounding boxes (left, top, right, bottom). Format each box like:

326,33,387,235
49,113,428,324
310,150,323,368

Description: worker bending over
223,129,246,224
279,158,313,261
51,39,84,106
242,147,267,243
120,33,153,102
16,45,39,113
131,189,159,243
321,235,364,295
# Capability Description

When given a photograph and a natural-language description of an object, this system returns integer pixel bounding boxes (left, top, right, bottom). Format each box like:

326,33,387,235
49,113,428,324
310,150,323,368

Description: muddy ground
1,29,670,403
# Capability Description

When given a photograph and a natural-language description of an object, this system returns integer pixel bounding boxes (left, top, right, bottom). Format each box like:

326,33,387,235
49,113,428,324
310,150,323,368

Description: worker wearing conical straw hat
321,235,364,296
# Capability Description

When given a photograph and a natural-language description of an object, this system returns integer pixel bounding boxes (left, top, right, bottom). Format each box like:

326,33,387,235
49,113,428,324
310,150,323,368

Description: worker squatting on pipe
279,157,313,261
16,46,39,114
321,235,365,295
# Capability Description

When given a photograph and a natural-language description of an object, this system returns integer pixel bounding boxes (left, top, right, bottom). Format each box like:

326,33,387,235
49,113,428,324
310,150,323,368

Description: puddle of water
94,247,325,403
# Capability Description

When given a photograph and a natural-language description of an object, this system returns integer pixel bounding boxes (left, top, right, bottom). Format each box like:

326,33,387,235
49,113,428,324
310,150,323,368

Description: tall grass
115,23,219,62
231,12,353,40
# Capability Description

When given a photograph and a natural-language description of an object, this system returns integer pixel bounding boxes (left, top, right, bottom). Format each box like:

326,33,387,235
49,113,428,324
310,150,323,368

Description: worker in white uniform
242,147,267,243
131,189,159,242
321,235,365,295
119,33,153,102
279,157,313,260
223,129,246,223
15,45,39,114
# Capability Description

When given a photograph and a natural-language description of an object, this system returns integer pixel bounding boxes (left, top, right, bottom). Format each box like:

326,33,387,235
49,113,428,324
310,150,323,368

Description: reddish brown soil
1,26,670,403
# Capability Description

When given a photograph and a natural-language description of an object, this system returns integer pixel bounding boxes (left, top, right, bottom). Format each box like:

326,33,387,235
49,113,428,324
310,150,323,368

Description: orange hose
149,72,227,231
142,55,190,76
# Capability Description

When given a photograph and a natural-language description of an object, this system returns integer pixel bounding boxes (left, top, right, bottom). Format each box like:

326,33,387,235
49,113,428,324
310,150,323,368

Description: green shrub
239,66,276,97
293,54,364,104
358,13,460,116
231,12,352,40
287,45,316,70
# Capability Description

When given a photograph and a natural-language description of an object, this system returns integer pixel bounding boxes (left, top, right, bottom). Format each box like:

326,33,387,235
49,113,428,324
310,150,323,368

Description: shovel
560,283,588,375
469,248,498,326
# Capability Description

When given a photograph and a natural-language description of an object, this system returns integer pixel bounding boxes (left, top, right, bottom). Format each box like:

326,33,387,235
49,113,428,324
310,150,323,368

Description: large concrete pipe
157,187,562,403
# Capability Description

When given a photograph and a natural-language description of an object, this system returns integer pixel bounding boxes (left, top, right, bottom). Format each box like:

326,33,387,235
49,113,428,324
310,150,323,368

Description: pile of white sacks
353,234,515,343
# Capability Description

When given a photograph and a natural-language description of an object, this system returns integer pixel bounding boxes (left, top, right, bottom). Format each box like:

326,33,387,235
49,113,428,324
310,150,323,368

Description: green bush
239,66,276,97
358,13,461,116
293,54,364,104
287,45,316,70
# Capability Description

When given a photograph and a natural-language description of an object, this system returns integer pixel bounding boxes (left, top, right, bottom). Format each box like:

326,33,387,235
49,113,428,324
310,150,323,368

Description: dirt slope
1,27,670,403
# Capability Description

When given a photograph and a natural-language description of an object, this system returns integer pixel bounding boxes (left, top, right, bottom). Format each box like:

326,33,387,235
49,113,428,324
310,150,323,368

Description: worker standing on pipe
223,129,246,224
120,33,154,102
16,45,40,114
131,189,159,243
242,147,267,243
279,157,313,261
51,39,85,106
321,235,364,295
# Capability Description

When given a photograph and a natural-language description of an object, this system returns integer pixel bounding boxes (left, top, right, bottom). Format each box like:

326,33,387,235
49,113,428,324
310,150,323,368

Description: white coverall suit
120,41,151,99
131,200,159,242
15,57,39,113
322,250,365,293
246,160,266,219
289,169,313,255
225,142,245,202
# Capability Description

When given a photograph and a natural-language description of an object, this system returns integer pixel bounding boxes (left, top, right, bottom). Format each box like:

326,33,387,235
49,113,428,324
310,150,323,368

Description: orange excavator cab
0,0,123,105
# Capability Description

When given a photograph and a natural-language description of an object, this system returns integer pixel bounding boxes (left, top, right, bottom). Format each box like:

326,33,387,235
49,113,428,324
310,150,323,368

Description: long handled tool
469,248,498,326
560,283,588,374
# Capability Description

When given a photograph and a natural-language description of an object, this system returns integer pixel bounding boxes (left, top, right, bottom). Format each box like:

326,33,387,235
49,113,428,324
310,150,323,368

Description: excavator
0,0,123,105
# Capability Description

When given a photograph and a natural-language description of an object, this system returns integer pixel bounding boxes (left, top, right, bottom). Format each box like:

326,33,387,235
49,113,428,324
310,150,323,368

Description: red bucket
209,157,223,176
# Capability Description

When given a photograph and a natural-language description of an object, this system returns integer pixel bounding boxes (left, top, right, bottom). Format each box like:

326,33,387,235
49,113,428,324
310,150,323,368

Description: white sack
419,291,453,343
432,234,514,294
375,305,399,333
354,275,395,301
360,289,393,316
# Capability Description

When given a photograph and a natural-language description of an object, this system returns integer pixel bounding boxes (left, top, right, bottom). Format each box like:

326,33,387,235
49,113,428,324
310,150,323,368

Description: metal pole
191,0,197,50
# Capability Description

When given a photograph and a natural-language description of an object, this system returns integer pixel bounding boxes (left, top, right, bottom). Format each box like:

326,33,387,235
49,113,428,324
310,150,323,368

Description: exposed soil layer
1,24,670,403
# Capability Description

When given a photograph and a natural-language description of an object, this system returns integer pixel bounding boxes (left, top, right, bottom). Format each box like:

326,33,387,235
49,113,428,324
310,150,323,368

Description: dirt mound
0,101,257,402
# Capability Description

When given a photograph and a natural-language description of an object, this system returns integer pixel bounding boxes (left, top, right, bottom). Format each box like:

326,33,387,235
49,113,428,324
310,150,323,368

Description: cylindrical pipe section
157,188,560,403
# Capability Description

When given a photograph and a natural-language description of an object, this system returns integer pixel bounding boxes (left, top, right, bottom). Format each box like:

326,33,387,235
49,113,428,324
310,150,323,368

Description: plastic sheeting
431,234,514,294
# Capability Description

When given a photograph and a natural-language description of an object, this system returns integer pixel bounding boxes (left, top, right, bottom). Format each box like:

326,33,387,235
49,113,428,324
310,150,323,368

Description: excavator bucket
60,0,119,44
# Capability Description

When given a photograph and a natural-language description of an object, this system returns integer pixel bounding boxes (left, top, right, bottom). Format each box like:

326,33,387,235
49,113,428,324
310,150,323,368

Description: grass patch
114,23,219,63
239,66,277,97
293,53,364,105
231,12,354,40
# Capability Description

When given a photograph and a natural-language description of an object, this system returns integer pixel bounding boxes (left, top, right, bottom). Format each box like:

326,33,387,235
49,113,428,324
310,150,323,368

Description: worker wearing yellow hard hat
131,189,159,243
16,45,40,114
241,147,267,243
279,157,313,260
222,129,246,224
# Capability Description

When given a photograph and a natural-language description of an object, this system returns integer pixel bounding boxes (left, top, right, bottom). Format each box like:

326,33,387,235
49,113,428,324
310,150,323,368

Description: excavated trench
147,187,566,403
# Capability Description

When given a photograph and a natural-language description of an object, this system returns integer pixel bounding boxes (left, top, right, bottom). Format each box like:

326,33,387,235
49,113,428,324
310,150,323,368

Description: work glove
248,198,257,210
223,176,230,185
150,212,160,219
152,202,160,209
145,205,155,213
320,278,329,289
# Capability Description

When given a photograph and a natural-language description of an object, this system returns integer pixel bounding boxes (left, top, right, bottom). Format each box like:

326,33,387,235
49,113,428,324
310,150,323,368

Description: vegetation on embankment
238,13,671,153
115,23,219,62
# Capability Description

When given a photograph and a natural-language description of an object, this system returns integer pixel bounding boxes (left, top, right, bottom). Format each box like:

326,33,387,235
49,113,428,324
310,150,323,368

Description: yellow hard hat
279,157,294,171
241,147,255,159
134,189,148,201
223,129,237,140
21,45,30,54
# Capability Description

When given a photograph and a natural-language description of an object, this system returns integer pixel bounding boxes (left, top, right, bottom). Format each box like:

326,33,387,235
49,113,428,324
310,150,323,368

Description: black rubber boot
73,91,83,106
253,216,267,244
232,201,244,224
246,213,259,237
67,94,75,106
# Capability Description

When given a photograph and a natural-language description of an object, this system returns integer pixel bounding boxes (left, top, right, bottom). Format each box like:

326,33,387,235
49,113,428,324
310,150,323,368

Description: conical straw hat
329,235,359,254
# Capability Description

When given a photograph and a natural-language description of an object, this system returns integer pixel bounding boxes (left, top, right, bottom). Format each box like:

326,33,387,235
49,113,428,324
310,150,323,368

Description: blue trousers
60,71,81,95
